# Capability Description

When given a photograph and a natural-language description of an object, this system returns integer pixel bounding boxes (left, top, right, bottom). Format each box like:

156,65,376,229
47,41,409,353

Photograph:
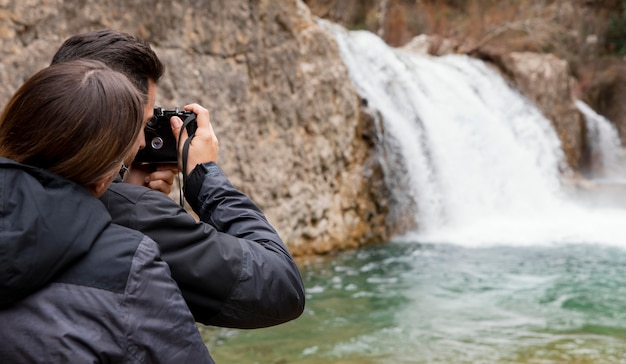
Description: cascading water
208,22,626,364
576,100,626,181
321,20,626,247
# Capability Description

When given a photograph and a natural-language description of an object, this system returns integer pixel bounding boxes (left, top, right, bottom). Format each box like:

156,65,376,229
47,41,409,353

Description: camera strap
177,114,197,207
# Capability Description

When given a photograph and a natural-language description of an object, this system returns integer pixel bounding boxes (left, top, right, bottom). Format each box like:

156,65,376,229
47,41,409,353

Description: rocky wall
0,0,394,256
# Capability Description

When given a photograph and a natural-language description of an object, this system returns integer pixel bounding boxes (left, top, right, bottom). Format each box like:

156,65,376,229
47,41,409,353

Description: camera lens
151,137,164,150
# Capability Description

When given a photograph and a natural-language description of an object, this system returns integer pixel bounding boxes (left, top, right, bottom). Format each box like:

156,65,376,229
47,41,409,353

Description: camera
134,107,197,164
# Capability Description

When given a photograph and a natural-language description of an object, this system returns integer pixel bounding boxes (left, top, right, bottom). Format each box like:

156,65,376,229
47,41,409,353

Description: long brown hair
0,59,144,187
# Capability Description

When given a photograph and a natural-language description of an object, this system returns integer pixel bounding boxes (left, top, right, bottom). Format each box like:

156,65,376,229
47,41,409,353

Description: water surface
204,241,626,363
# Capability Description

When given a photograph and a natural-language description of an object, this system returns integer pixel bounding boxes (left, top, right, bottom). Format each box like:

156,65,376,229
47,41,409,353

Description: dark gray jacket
99,162,305,328
0,158,214,363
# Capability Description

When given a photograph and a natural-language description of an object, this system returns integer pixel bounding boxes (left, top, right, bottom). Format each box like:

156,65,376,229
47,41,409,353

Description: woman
0,60,214,363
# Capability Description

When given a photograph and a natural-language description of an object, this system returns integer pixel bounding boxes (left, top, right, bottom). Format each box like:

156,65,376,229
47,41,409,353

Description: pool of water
202,241,626,363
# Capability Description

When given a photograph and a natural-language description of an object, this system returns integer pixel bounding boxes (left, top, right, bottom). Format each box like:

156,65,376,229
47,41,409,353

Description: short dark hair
0,59,144,186
51,29,164,97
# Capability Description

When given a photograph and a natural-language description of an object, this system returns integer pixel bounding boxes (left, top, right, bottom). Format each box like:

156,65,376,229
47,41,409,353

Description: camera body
134,107,197,164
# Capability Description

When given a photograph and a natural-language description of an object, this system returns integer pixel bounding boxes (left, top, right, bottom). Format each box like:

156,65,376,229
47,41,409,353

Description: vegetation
305,0,625,60
605,0,626,54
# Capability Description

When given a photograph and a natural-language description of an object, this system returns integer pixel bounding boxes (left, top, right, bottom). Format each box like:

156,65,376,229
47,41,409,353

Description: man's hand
127,163,179,194
171,103,219,176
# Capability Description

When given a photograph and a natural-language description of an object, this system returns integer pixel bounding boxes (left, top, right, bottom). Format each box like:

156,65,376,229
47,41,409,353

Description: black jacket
99,162,305,328
0,158,213,363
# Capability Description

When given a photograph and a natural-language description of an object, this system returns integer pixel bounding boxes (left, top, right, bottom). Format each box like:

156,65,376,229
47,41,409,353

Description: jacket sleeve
183,162,305,328
102,164,305,328
124,236,214,364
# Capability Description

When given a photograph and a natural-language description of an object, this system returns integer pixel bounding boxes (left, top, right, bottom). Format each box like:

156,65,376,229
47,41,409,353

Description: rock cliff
0,0,393,256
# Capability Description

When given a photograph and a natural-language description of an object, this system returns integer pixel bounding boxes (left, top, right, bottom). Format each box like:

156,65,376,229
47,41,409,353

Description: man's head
51,29,164,163
51,29,163,97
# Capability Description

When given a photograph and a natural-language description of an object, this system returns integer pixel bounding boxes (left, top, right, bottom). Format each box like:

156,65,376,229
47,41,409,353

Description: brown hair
51,29,164,100
0,59,144,187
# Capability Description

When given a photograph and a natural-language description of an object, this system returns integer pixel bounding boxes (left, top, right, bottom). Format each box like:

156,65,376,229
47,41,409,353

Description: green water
202,242,626,363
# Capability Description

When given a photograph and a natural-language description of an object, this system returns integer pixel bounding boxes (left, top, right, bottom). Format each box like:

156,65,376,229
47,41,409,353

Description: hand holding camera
130,104,217,194
130,106,197,194
170,103,219,176
134,107,198,164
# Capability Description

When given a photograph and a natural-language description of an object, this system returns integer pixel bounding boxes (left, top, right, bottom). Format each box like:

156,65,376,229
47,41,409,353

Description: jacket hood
0,158,111,307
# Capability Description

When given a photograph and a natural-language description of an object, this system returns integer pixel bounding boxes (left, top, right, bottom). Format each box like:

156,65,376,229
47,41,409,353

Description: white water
576,100,626,181
321,21,626,247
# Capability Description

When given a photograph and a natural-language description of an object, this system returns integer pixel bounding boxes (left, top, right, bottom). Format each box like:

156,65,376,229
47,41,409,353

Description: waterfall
576,100,626,181
321,20,626,247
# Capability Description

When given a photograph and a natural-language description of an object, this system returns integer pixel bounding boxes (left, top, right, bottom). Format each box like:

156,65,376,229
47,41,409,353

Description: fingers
127,164,151,186
179,103,219,176
183,103,217,140
150,168,176,186
170,114,189,172
146,178,173,195
170,115,186,146
145,168,177,194
183,103,209,127
127,163,178,195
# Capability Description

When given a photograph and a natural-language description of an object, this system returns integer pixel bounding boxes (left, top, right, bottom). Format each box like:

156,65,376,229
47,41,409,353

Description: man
51,29,305,328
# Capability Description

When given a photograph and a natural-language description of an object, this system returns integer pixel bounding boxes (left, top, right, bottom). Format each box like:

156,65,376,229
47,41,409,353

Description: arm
173,103,304,327
102,178,305,328
107,103,305,328
185,162,305,328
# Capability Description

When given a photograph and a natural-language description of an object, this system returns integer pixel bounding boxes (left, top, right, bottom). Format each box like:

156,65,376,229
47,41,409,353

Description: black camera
134,107,197,164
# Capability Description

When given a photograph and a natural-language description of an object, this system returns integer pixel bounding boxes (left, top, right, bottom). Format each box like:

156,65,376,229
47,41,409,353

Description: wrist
197,162,221,176
183,162,222,210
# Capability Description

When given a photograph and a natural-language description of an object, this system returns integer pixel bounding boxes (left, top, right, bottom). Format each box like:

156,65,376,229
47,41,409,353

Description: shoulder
100,180,188,229
100,180,183,212
101,180,162,206
56,224,148,294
